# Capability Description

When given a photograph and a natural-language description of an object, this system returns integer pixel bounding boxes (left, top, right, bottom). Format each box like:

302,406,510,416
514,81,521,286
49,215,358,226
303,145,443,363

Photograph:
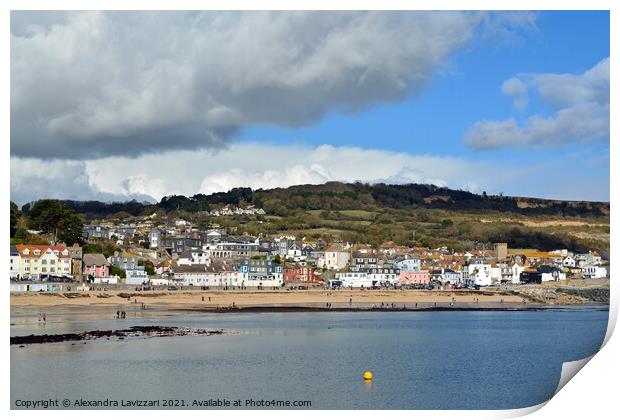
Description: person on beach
202,296,205,302
116,310,120,319
349,298,352,305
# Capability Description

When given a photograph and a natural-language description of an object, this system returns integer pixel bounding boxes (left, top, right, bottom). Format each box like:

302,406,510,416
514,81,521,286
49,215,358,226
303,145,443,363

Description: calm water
11,309,608,409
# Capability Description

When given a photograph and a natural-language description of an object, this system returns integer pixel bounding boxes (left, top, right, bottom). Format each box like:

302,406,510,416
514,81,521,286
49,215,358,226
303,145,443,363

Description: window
42,259,47,264
42,267,47,273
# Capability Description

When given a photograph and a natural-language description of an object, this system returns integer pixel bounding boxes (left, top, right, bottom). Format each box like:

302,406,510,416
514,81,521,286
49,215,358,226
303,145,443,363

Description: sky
10,11,610,206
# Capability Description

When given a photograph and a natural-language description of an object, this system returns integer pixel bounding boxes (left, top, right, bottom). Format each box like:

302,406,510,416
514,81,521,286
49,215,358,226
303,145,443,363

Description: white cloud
11,11,535,159
466,57,609,149
10,141,609,206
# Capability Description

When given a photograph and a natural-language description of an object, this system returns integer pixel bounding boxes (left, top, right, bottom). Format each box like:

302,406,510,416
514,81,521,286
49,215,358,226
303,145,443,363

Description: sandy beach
11,288,525,309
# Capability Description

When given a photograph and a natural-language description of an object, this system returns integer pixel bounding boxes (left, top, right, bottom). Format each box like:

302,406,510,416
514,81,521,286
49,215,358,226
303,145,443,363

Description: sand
11,288,524,310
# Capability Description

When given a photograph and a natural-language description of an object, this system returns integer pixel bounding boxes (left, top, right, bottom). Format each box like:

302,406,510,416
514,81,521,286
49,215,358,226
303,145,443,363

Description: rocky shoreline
11,325,225,346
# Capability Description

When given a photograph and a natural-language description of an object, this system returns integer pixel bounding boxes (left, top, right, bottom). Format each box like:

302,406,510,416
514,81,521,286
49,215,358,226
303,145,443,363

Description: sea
10,307,609,410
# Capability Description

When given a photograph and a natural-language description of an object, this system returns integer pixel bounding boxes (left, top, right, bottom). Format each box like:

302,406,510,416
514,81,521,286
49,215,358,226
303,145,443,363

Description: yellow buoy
363,371,373,381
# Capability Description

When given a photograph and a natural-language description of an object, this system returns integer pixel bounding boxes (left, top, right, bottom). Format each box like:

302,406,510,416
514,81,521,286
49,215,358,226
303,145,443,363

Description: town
9,205,609,293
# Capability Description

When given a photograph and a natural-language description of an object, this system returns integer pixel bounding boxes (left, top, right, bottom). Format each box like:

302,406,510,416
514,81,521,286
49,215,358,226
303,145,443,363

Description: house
160,237,203,255
149,228,163,248
574,252,603,268
582,266,608,279
177,250,210,265
108,252,141,270
351,252,378,269
10,245,20,279
429,268,461,284
155,259,173,275
277,237,292,257
284,266,322,287
510,262,525,284
378,241,398,256
205,229,222,243
537,265,567,282
83,225,110,240
399,270,430,286
125,267,149,285
67,243,83,279
336,268,372,288
204,236,260,259
238,257,283,288
287,243,303,260
13,244,72,280
462,261,492,286
318,244,350,270
519,265,566,283
83,253,110,279
366,267,400,286
562,256,576,268
394,257,421,272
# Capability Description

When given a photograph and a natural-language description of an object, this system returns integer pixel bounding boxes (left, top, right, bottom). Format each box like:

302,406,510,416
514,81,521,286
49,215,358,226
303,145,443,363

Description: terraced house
12,244,72,280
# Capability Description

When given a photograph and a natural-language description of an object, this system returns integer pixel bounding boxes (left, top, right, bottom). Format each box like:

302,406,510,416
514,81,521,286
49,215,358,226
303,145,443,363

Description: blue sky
243,11,610,164
10,11,610,204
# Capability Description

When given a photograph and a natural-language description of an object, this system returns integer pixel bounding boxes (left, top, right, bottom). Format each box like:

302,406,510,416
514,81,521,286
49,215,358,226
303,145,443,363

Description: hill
18,182,610,254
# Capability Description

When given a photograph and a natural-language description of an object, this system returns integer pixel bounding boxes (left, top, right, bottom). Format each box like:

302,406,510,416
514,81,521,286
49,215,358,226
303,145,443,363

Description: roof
323,243,346,252
83,253,110,267
15,244,69,259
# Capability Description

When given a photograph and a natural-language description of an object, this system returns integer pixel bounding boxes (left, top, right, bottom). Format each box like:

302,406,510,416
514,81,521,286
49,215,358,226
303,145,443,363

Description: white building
465,262,492,286
582,266,608,279
394,258,421,272
318,244,350,270
511,263,525,284
125,267,149,285
12,244,72,280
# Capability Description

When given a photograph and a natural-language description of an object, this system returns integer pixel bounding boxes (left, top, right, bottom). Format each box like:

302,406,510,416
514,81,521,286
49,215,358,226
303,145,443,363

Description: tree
57,213,84,245
10,202,21,237
110,265,126,279
143,261,155,276
272,255,282,264
26,199,84,244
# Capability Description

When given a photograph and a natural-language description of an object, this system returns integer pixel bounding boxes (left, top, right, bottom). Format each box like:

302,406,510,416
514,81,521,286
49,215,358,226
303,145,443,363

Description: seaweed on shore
11,325,224,346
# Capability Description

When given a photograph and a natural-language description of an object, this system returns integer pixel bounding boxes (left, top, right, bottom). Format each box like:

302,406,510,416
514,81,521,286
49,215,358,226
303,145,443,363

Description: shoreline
10,288,608,323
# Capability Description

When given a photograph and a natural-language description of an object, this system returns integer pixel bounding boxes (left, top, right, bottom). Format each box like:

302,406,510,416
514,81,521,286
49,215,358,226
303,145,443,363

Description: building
430,268,461,284
83,225,110,240
67,243,83,279
125,267,149,285
582,266,608,279
537,265,567,282
149,228,163,248
494,243,508,261
108,252,142,270
351,252,378,268
160,237,203,255
13,244,72,280
83,253,110,279
318,244,350,270
463,261,492,286
399,270,430,286
10,245,20,279
238,257,283,288
283,266,322,287
394,257,421,272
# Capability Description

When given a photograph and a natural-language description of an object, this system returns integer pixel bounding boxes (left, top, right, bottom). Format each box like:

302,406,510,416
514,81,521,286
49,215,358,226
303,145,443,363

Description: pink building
83,253,110,278
399,270,430,285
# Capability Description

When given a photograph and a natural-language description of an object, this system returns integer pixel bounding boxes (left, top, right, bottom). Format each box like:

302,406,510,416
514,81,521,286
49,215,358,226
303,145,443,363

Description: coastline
10,287,609,324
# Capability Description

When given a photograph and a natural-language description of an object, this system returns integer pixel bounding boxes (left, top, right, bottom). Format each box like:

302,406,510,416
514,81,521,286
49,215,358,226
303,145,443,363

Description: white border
2,2,616,420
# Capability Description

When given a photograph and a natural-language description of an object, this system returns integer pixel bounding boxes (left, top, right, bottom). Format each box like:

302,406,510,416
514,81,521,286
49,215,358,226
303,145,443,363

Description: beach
10,281,609,323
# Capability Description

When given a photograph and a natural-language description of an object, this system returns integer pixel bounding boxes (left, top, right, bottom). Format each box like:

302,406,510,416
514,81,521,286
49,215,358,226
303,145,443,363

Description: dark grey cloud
11,11,534,159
